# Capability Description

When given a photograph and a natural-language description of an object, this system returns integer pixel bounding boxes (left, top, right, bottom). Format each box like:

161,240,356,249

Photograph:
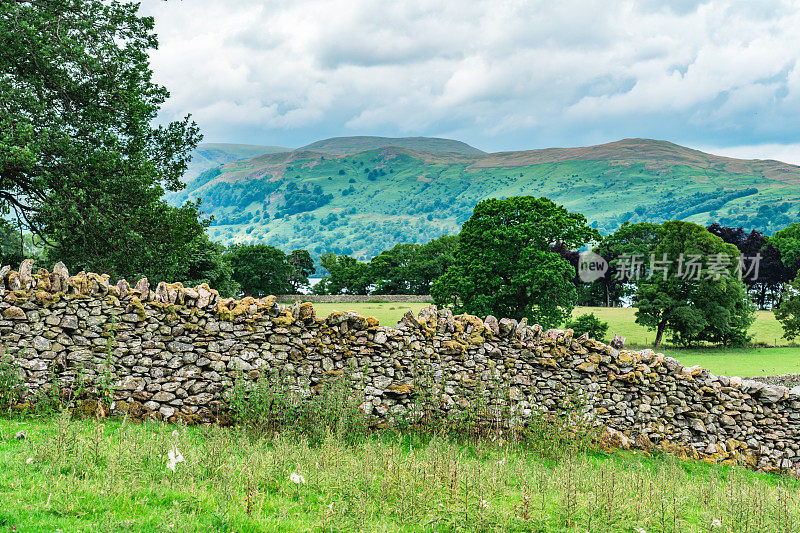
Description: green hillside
169,138,800,259
297,136,485,155
182,143,291,185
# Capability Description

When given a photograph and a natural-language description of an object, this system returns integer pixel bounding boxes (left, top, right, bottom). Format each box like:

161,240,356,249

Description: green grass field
310,302,428,327
2,416,799,532
299,302,800,377
574,307,789,347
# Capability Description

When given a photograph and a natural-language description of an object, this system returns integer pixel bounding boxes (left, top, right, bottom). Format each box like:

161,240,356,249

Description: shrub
0,352,24,413
565,313,609,342
229,370,369,445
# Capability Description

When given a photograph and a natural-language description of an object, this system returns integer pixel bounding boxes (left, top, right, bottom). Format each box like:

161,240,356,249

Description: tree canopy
226,244,292,297
314,253,371,295
286,249,315,292
634,221,755,347
0,0,202,281
431,196,600,328
369,235,458,295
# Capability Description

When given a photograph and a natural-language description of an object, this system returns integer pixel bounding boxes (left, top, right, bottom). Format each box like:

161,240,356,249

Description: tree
564,313,609,342
775,279,800,340
0,218,24,267
1,0,202,280
44,199,208,283
634,221,755,348
181,235,239,298
368,236,457,295
226,244,291,297
595,222,662,307
772,223,800,273
286,249,315,292
431,196,600,328
409,234,458,293
708,223,793,309
316,253,371,295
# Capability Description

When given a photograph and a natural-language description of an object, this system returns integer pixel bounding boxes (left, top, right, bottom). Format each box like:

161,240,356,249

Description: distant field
574,306,789,347
302,301,800,376
306,302,789,345
311,302,427,327
662,347,800,377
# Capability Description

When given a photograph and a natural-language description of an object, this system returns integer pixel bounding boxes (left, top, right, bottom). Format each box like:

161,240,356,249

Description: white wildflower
634,528,647,533
25,457,33,465
711,519,722,528
480,499,489,509
290,472,306,485
497,458,506,466
171,430,180,438
166,446,185,472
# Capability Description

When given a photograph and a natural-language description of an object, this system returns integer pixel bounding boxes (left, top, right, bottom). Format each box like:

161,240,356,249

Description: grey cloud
139,0,800,155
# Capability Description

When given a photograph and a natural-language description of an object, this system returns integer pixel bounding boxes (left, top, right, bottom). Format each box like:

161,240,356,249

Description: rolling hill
167,137,800,259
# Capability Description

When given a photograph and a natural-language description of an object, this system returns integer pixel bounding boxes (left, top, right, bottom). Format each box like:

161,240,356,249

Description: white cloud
701,143,800,166
139,0,800,156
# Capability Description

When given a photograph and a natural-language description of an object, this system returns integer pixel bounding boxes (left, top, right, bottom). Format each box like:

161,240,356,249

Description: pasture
303,302,800,377
1,416,799,532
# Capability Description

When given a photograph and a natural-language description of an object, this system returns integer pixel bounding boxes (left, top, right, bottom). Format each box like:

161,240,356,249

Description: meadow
306,302,800,377
2,415,800,532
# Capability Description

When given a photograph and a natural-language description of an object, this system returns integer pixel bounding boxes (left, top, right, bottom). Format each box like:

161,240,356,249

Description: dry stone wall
2,260,800,473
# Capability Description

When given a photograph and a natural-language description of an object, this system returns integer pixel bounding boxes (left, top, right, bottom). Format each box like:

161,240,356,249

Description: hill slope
183,143,291,185
169,138,800,258
297,136,485,155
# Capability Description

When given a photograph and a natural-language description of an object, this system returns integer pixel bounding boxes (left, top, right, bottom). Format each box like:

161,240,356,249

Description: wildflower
172,430,180,438
166,446,185,472
497,458,506,466
634,528,647,533
711,519,722,528
480,499,489,509
290,472,306,485
25,457,33,465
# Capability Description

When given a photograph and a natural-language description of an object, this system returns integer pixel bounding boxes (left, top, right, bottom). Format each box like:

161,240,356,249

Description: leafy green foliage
0,353,24,413
634,221,755,347
226,244,292,297
181,235,239,297
432,197,600,327
314,253,371,295
772,223,800,273
44,199,209,283
564,313,609,342
0,219,24,267
775,279,800,340
0,0,202,281
369,235,457,294
286,249,315,292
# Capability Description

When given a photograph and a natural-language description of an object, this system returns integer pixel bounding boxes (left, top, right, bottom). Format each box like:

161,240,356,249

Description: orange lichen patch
299,302,315,320
216,296,259,321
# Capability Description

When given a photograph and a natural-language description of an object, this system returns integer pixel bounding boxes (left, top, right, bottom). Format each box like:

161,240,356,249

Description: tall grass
2,359,799,530
2,414,799,531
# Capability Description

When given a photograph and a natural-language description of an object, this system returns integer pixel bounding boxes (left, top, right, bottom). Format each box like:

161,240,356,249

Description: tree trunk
653,320,667,348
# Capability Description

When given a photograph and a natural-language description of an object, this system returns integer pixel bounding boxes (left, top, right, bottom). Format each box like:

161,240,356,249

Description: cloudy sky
140,0,800,162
